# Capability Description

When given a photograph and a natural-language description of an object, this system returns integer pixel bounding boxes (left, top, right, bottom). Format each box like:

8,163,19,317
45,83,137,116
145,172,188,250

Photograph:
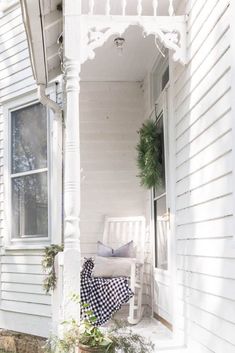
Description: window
153,112,168,270
151,54,170,271
10,103,49,239
161,66,169,91
4,91,62,249
152,55,169,103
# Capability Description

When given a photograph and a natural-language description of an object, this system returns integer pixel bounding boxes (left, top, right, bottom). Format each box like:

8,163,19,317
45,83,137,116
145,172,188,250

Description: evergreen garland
42,244,64,293
136,119,162,189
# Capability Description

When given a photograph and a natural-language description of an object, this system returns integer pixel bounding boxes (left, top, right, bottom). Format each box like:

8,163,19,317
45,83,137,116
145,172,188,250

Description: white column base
63,245,81,322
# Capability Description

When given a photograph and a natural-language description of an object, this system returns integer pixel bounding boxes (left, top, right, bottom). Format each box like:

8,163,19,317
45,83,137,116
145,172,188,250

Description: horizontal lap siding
174,0,234,351
0,5,50,337
80,82,145,253
79,82,151,305
0,6,36,102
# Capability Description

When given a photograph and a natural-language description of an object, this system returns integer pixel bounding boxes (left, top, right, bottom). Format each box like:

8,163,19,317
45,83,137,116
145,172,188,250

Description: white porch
106,315,195,353
20,0,188,348
0,1,233,352
60,0,186,332
58,20,182,350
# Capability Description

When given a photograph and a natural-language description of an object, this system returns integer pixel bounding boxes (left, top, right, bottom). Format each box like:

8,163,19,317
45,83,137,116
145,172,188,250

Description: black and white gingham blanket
80,258,134,326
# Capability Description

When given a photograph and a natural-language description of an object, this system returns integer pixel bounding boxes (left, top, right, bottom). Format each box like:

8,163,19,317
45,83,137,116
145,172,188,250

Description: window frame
149,52,179,331
151,54,169,107
3,89,62,249
152,110,168,270
151,89,170,275
231,0,235,247
149,53,171,274
10,101,50,241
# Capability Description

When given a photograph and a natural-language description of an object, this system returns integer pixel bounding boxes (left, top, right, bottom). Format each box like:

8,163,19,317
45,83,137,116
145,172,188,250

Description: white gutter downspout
38,83,64,335
38,84,62,117
38,82,63,240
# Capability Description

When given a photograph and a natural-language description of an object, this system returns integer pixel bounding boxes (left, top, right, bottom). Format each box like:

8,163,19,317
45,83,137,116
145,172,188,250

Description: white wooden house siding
0,4,152,335
173,0,235,352
0,5,52,337
79,81,151,307
80,82,145,256
0,0,235,350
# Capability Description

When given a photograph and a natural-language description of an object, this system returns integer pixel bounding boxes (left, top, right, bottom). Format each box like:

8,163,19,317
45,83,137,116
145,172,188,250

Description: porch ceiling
81,25,160,82
21,0,182,84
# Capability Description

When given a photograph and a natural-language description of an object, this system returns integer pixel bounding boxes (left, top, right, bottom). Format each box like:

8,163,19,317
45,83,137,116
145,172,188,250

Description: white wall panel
0,4,50,337
174,1,235,350
79,81,151,306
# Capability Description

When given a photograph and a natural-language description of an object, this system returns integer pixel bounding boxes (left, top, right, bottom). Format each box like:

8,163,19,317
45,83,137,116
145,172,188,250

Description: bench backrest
103,216,146,263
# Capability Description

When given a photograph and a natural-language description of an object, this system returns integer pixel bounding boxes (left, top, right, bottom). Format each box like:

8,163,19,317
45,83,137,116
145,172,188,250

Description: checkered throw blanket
81,258,134,326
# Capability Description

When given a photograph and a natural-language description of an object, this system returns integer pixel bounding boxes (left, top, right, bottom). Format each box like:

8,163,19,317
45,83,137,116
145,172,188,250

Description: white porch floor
109,312,190,353
128,318,189,353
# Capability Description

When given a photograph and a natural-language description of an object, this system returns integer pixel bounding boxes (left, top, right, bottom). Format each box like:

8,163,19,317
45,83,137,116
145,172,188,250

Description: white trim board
2,88,62,251
230,1,235,247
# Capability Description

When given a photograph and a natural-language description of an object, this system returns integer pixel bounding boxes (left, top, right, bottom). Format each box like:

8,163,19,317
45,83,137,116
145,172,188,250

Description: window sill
4,241,51,251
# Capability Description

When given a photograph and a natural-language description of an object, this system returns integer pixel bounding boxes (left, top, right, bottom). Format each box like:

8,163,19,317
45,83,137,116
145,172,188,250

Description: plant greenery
44,294,154,353
108,320,154,353
42,244,64,293
136,119,163,189
72,293,113,350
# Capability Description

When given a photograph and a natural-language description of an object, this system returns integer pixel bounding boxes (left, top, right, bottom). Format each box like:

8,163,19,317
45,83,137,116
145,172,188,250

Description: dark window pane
154,195,168,270
11,103,47,174
162,66,169,90
154,113,166,198
11,172,48,238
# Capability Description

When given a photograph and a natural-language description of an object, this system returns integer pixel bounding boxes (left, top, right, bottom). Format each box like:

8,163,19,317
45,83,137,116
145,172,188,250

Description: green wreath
136,119,163,189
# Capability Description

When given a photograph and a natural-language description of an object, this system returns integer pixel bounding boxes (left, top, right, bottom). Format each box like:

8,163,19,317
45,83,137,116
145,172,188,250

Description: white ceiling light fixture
114,37,125,56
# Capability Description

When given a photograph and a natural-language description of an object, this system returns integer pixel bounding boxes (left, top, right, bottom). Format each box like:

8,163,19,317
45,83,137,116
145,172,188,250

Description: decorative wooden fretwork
79,0,187,65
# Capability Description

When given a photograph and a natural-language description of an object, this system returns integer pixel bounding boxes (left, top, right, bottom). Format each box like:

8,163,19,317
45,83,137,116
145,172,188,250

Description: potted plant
78,325,112,352
45,306,112,353
44,295,154,353
78,308,113,353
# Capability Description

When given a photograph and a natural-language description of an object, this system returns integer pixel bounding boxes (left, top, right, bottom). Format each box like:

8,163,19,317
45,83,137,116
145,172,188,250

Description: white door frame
153,87,170,273
151,86,173,325
149,54,178,335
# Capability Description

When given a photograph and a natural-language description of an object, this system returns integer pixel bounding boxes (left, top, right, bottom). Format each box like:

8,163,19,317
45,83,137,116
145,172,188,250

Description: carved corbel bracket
79,15,187,65
80,19,130,64
141,18,187,65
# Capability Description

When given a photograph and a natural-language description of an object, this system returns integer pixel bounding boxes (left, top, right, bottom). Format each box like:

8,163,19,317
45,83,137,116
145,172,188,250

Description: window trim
3,89,62,250
148,53,179,333
10,101,50,241
150,54,169,108
231,1,235,247
151,89,171,277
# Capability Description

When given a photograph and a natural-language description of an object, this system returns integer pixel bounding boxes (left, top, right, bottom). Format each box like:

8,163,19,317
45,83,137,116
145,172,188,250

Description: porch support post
63,0,81,322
